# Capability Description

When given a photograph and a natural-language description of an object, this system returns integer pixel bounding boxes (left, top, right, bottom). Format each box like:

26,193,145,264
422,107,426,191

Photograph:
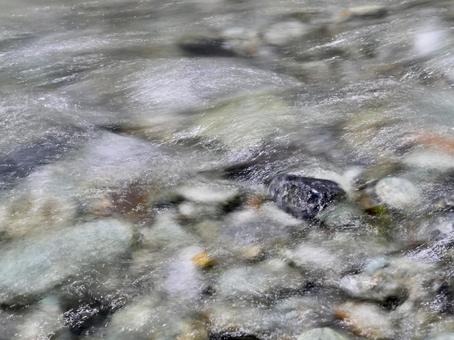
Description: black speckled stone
269,174,346,220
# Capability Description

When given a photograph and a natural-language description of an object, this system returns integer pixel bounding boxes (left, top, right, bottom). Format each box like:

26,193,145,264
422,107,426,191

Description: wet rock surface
297,327,350,340
268,174,346,219
0,219,133,305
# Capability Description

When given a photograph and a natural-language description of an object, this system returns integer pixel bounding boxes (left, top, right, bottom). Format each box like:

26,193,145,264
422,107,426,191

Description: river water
0,0,454,339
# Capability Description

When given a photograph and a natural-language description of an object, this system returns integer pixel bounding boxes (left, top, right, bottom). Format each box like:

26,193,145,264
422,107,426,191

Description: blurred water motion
0,0,454,339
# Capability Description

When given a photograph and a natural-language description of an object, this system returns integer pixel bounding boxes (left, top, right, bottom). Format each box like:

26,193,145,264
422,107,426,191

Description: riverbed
0,0,454,339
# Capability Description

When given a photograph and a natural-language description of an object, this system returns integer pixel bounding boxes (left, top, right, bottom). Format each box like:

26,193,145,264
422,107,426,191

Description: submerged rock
220,202,302,247
178,34,235,57
217,259,304,301
285,243,342,276
141,212,197,253
208,303,267,339
335,302,394,339
339,271,407,307
404,150,454,172
209,332,261,340
0,219,133,305
318,202,364,229
16,296,64,340
339,5,388,21
106,294,207,340
177,182,240,205
263,20,308,46
430,334,454,340
415,213,454,243
297,327,350,340
0,165,79,240
192,93,297,154
192,250,216,269
105,296,160,340
339,255,438,312
221,27,259,57
284,233,394,283
268,174,346,219
269,295,339,336
163,246,207,302
375,176,421,210
0,129,84,190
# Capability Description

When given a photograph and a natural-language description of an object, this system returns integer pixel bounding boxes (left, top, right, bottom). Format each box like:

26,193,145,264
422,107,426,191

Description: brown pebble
334,309,349,320
246,195,265,209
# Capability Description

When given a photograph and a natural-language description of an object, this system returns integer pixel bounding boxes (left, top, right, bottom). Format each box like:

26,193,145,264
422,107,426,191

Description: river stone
16,296,64,340
106,294,206,340
263,20,308,46
105,296,160,340
220,202,302,247
285,244,342,275
404,150,454,172
430,334,454,340
270,296,338,336
318,202,364,229
415,213,454,243
221,27,259,57
284,232,394,282
340,256,437,308
268,174,346,219
0,219,133,304
0,131,81,189
0,164,81,240
193,93,296,154
208,303,268,339
178,201,220,221
339,272,407,305
208,297,330,339
217,259,304,301
141,212,198,253
178,33,235,56
297,328,350,340
336,302,394,339
66,58,299,125
162,246,206,302
340,5,388,21
375,176,421,210
67,132,174,188
177,182,239,205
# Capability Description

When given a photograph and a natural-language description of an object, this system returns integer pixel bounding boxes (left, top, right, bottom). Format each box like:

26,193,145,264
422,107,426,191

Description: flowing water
0,0,454,339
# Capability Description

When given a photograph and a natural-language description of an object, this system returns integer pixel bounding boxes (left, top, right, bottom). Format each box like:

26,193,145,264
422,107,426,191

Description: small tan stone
240,245,264,262
192,251,216,269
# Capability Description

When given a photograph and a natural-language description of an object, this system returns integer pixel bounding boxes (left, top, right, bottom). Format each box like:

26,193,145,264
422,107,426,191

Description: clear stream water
0,0,453,339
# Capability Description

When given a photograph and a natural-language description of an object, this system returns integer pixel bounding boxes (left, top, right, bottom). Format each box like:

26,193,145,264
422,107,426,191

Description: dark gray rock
178,34,236,57
0,130,83,189
268,174,346,219
209,333,261,340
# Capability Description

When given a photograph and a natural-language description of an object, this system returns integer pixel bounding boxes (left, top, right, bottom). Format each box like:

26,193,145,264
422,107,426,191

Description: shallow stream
0,1,454,339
